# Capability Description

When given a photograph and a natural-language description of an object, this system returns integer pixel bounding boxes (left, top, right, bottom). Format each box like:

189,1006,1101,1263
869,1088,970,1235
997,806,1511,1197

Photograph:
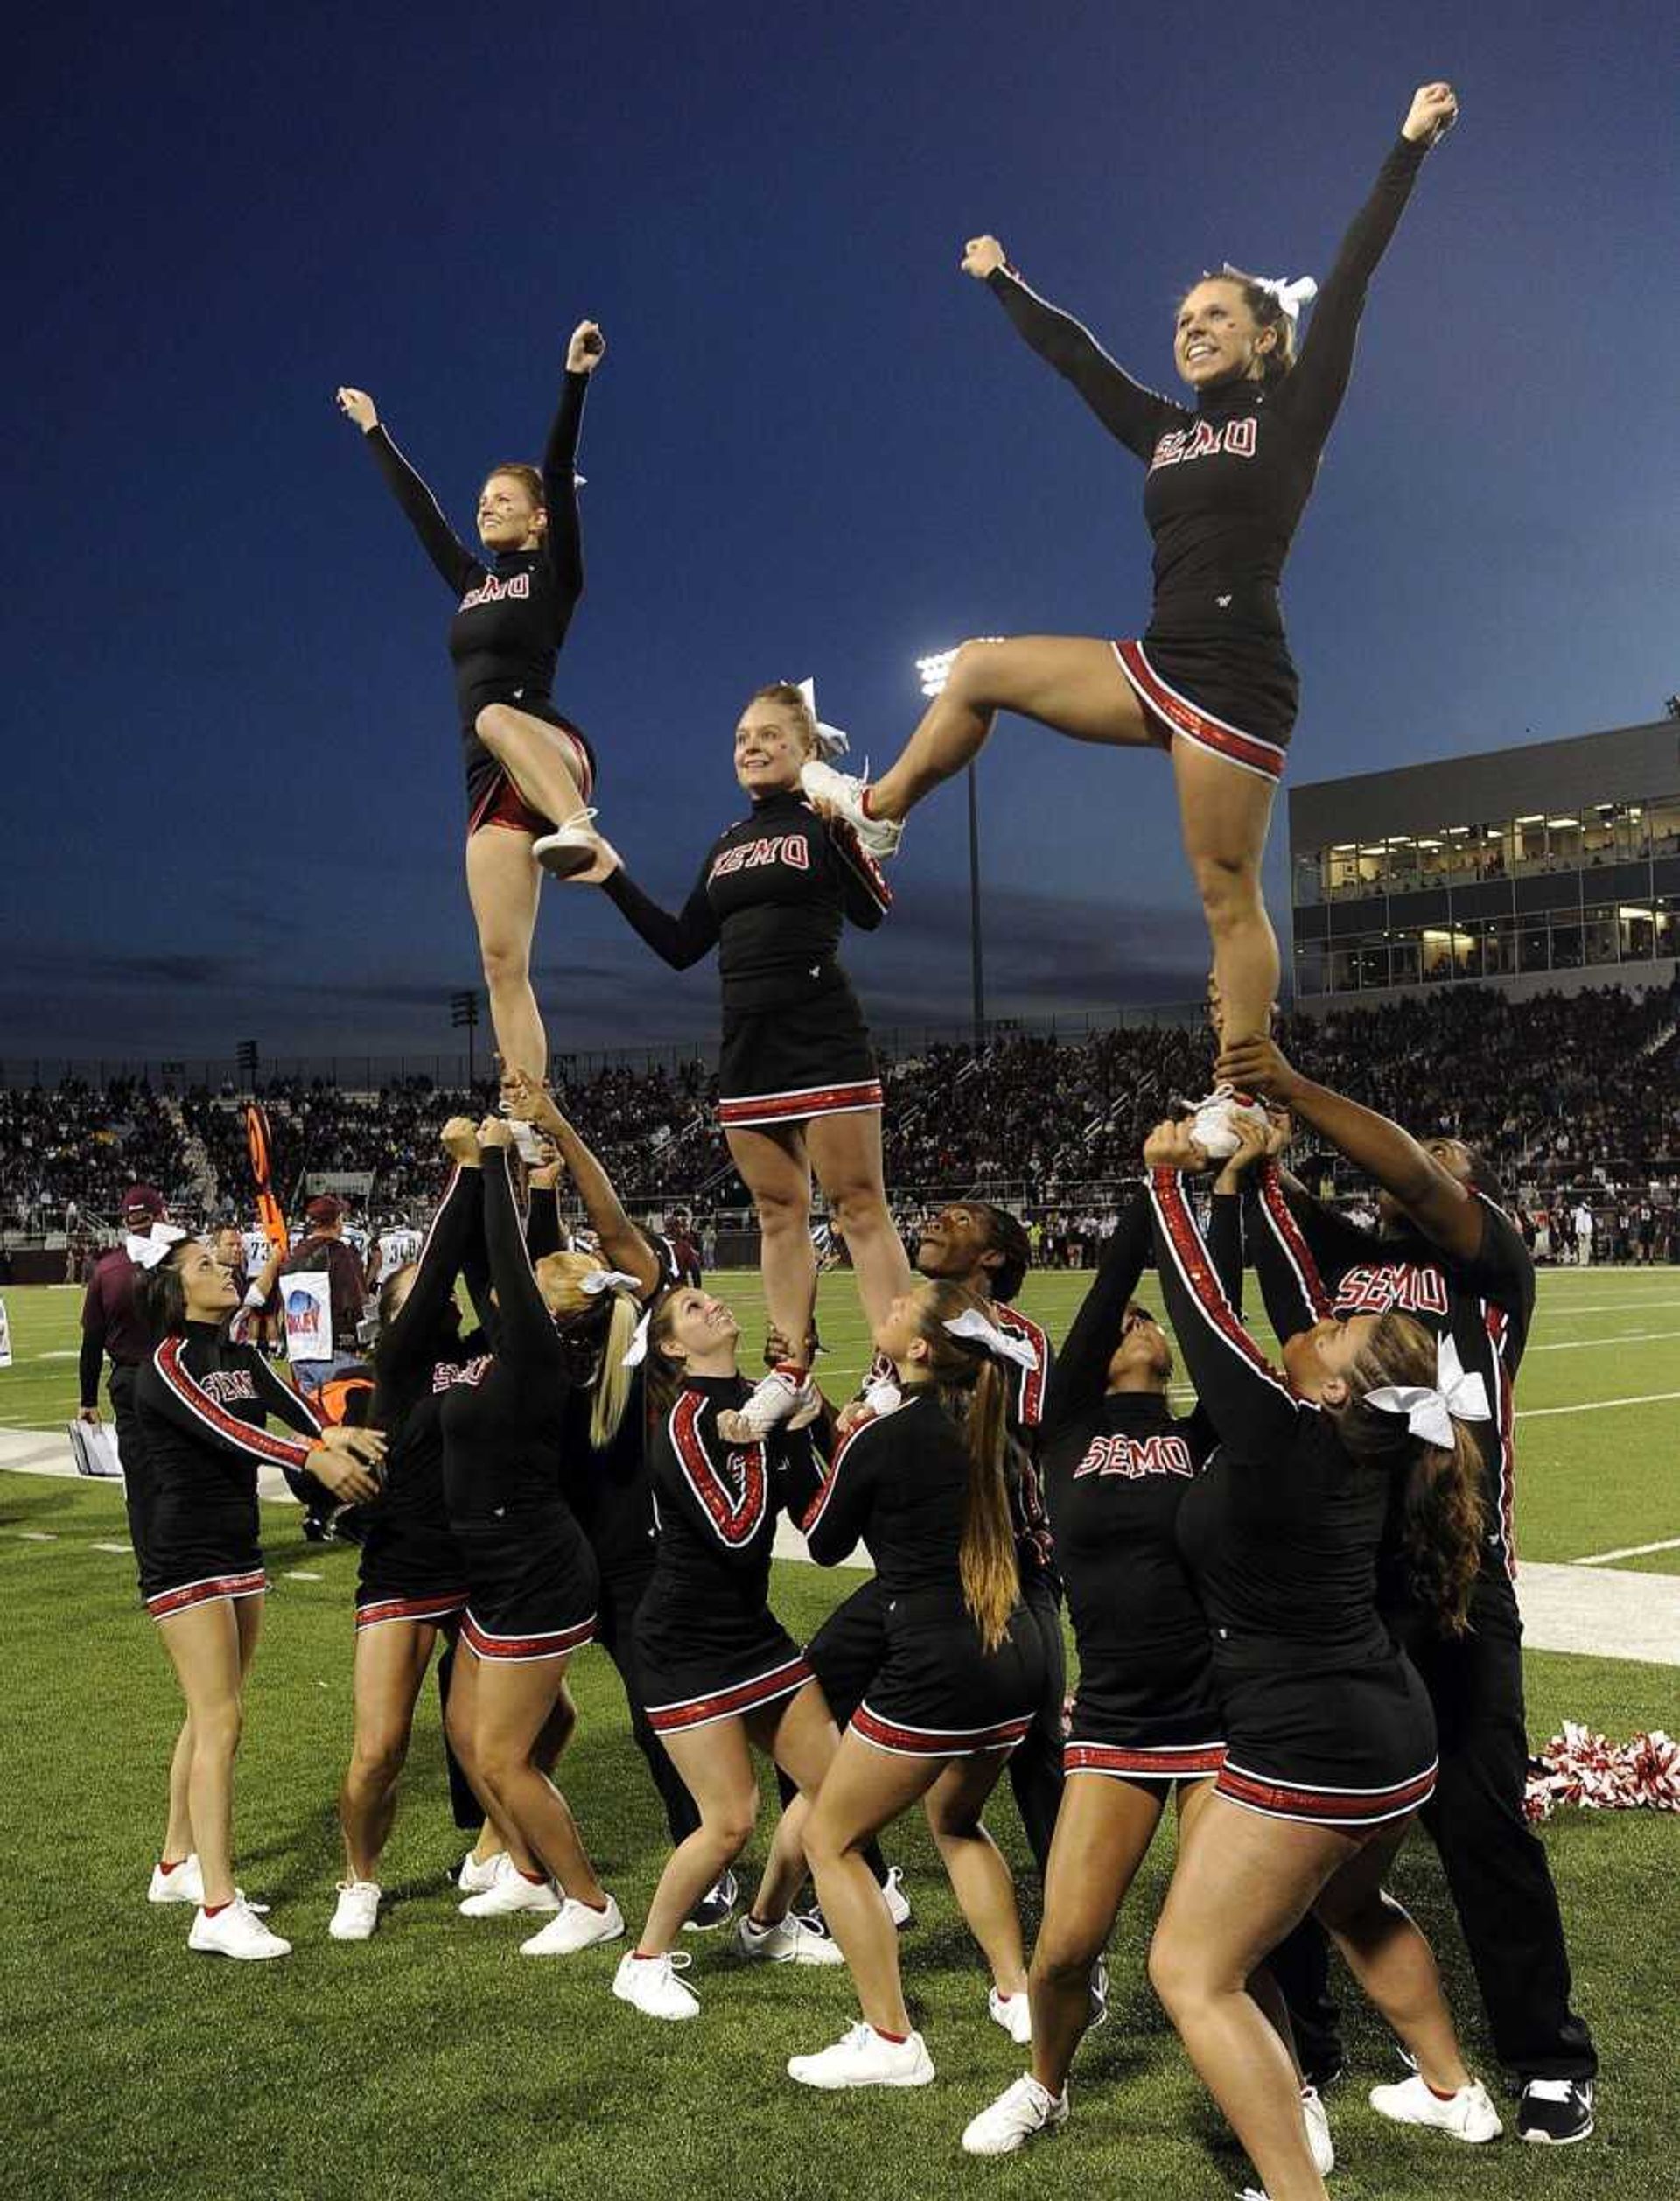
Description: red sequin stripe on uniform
1064,1740,1227,1778
669,1390,766,1546
1150,1170,1298,1406
153,1337,316,1470
1485,1302,1517,1577
147,1569,269,1620
799,1411,873,1535
1256,1165,1334,1319
1111,641,1287,782
461,1610,596,1661
647,1654,813,1733
718,1080,884,1127
355,1591,469,1630
826,817,893,911
1217,1758,1438,1826
993,1302,1047,1429
852,1703,1033,1757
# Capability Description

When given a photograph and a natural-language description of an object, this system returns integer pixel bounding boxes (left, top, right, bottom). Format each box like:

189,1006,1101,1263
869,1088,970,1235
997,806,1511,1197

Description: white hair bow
126,1225,187,1271
580,1268,640,1297
1364,1334,1492,1451
1241,270,1320,323
621,1305,653,1370
796,676,850,761
943,1307,1040,1374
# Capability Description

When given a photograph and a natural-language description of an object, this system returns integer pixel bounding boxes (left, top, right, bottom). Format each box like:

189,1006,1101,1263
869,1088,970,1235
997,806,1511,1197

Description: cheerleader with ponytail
786,1281,1046,2092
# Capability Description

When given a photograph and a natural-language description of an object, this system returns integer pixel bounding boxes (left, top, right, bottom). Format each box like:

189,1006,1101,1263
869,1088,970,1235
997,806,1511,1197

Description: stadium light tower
917,648,986,1048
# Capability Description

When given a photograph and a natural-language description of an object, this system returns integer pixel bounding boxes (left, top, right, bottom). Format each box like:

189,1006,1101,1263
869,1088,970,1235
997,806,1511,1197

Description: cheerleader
438,1120,640,1958
803,85,1458,1080
611,1287,844,2021
132,1237,385,1957
1143,1124,1501,2199
336,321,608,1083
787,1281,1046,2092
328,1121,486,1941
962,1164,1246,2155
575,681,911,1431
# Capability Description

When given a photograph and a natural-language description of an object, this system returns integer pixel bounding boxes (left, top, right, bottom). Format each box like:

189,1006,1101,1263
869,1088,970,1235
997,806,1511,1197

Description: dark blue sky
6,0,1676,1068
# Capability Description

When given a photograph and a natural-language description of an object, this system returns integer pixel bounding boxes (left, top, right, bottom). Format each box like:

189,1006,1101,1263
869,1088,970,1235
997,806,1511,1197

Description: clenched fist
1402,82,1458,145
961,235,1008,280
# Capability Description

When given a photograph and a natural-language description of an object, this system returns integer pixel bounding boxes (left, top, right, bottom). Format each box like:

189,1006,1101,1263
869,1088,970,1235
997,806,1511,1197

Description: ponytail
591,1292,640,1447
911,1280,1021,1652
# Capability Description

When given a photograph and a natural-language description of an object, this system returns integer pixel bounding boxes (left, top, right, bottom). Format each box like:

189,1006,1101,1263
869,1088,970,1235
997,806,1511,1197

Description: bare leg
747,1682,841,1924
475,703,588,831
163,1714,195,1862
339,1620,437,1882
806,1110,914,1333
1172,738,1278,1050
634,1717,760,1958
802,1730,948,2036
725,1123,818,1363
157,1594,264,1909
451,1651,605,1903
1149,1792,1353,2201
1313,1817,1472,2092
1028,1772,1172,2092
923,1752,1027,1995
465,825,546,1083
870,636,1154,821
445,1649,538,1875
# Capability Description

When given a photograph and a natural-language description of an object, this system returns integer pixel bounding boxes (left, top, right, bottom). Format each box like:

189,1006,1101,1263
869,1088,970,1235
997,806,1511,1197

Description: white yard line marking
1533,1298,1680,1314
1517,1391,1680,1419
88,1540,132,1553
284,1570,324,1582
1529,1328,1680,1352
1573,1537,1680,1567
14,1530,59,1541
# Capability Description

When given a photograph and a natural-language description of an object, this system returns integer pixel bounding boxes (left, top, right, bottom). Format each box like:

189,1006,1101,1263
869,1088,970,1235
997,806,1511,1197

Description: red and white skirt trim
355,1590,469,1632
647,1652,814,1735
852,1700,1033,1759
1111,641,1288,784
1216,1756,1438,1832
148,1569,270,1622
461,1609,597,1664
1065,1738,1227,1784
718,1078,884,1131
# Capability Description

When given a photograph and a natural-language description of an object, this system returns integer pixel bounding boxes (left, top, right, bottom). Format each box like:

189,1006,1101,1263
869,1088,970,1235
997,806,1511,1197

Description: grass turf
1,1266,1676,2198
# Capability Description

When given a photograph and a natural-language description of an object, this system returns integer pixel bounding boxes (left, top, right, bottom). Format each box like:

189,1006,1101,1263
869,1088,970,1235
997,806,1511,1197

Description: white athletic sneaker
1368,2073,1503,2143
731,1367,806,1440
189,1896,291,1960
328,1879,382,1942
456,1847,507,1896
797,760,903,858
788,2021,935,2090
881,1864,913,1929
962,2073,1069,2156
532,810,607,881
519,1892,626,1957
458,1857,561,1917
1186,1083,1270,1162
737,1912,847,1966
148,1855,204,1906
1301,2084,1335,2175
988,1987,1033,2045
612,1948,700,2020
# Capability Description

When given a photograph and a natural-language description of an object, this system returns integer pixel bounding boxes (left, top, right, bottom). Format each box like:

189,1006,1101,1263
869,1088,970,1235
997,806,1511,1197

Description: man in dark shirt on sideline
278,1195,372,1398
79,1183,172,1550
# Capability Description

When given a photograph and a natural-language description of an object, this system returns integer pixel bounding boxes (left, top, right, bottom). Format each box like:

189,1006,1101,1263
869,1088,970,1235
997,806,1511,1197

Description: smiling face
477,469,546,553
1281,1312,1382,1402
1174,277,1278,391
656,1287,740,1369
178,1240,241,1321
733,698,810,796
1106,1300,1173,1391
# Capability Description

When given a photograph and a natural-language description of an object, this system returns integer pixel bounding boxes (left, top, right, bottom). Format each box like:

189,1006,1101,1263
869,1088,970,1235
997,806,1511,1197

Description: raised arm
338,389,482,598
598,852,721,971
1042,1193,1151,1435
501,1070,662,1299
968,235,1186,463
378,1135,483,1386
1277,86,1454,447
476,1131,564,1372
1146,1148,1306,1464
542,323,605,605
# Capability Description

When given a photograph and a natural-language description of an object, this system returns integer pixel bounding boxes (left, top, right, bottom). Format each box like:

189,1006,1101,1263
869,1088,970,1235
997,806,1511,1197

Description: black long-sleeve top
1148,1168,1395,1677
135,1321,325,1511
802,1389,1006,1610
360,370,589,809
601,789,891,1015
645,1373,825,1625
985,136,1430,651
438,1148,584,1523
1243,1161,1534,1585
1042,1190,1237,1692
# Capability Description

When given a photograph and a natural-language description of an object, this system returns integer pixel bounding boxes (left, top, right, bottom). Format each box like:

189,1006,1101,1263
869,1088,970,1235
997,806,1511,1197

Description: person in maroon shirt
80,1184,171,1532
278,1195,372,1397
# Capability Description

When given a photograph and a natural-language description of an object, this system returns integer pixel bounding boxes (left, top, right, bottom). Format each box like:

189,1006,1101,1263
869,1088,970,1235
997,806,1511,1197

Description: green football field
1,1268,1676,2201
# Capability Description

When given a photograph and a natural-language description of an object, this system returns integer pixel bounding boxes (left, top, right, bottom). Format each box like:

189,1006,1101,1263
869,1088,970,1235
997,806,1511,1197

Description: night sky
6,0,1676,1070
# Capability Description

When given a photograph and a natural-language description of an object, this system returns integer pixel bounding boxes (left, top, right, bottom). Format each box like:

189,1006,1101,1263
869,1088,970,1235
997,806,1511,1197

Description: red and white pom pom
1523,1722,1680,1824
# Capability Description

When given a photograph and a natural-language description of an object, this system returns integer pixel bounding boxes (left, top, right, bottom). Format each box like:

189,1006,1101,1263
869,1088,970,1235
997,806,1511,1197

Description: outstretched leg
868,636,1154,821
475,704,590,833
